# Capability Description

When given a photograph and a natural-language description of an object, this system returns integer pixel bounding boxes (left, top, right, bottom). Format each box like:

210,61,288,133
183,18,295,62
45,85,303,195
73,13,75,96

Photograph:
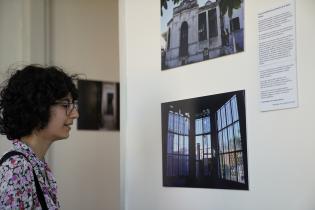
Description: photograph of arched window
161,0,244,70
161,90,248,190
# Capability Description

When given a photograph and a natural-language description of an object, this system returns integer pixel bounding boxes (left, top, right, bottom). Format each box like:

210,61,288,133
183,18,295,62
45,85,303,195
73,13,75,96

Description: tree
219,0,243,52
161,0,183,16
219,0,242,18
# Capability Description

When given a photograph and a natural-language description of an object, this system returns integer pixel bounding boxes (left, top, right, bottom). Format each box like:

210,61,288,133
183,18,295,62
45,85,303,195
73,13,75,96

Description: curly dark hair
0,64,78,140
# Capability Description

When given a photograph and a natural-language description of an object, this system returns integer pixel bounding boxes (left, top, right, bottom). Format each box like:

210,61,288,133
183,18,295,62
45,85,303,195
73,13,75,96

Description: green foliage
219,0,242,18
161,0,183,16
161,0,243,20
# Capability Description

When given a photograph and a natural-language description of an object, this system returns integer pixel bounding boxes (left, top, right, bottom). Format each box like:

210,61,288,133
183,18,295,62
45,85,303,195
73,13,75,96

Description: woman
0,65,79,209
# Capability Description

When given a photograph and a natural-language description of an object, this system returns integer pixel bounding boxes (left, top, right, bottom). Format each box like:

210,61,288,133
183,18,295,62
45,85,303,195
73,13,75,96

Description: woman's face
38,94,79,142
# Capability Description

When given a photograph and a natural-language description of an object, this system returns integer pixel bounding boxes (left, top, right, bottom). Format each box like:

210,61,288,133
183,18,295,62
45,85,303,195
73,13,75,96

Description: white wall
49,0,120,210
0,1,120,209
0,0,23,155
0,0,47,155
119,0,315,210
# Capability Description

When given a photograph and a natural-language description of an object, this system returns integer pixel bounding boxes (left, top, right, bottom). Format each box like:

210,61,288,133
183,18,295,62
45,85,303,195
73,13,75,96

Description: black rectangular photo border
161,90,248,190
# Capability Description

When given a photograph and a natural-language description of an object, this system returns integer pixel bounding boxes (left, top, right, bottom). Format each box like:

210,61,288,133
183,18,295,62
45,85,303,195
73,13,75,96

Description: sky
160,0,212,33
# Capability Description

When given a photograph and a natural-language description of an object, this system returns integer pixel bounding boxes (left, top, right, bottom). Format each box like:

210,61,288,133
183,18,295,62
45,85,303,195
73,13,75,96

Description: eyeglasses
54,100,78,115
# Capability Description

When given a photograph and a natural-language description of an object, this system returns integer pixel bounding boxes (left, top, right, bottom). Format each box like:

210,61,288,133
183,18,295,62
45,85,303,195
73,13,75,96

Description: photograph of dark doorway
161,90,248,190
77,79,120,131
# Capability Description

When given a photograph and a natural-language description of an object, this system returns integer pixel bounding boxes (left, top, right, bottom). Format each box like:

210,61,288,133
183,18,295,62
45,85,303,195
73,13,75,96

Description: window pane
207,134,212,158
167,110,191,177
225,101,232,125
217,110,221,130
203,135,211,158
174,113,179,133
234,122,242,150
230,153,237,181
184,117,189,135
198,12,207,41
224,154,231,180
203,116,211,133
173,134,178,153
218,131,223,153
208,9,218,38
237,152,245,183
223,129,228,152
178,115,182,134
231,95,239,122
195,118,202,135
184,136,189,155
168,112,174,131
179,135,184,154
178,134,189,176
203,135,207,152
228,125,235,152
220,154,224,179
203,135,211,175
167,132,174,154
179,115,184,134
221,107,226,128
195,136,203,160
230,17,240,31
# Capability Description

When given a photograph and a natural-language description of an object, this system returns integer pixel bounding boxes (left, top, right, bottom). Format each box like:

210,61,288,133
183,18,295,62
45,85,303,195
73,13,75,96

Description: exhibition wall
0,0,47,154
119,0,315,209
49,0,120,209
0,0,120,210
0,0,25,155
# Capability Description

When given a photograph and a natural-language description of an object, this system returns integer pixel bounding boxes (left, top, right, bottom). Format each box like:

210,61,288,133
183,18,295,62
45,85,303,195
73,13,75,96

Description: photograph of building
161,0,244,70
161,90,248,190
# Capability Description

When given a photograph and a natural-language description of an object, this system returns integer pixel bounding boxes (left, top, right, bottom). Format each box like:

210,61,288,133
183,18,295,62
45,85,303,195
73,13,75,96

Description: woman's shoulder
0,152,35,209
0,151,33,178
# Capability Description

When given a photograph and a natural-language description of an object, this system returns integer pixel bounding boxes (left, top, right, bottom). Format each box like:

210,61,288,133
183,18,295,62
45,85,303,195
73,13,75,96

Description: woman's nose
69,108,79,119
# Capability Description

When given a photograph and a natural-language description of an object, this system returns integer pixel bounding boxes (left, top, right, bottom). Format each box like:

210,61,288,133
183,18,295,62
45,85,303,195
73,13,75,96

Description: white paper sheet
257,0,298,111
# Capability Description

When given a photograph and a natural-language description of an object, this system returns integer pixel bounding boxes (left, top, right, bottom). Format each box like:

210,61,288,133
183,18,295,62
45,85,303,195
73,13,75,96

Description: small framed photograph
77,79,119,131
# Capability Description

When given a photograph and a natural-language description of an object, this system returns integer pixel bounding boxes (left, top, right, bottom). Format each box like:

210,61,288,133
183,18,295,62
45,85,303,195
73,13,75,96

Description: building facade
162,0,244,70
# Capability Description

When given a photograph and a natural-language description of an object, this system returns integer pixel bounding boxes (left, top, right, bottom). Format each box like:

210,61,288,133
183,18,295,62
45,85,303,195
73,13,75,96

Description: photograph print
161,90,248,190
77,79,120,131
161,0,244,70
